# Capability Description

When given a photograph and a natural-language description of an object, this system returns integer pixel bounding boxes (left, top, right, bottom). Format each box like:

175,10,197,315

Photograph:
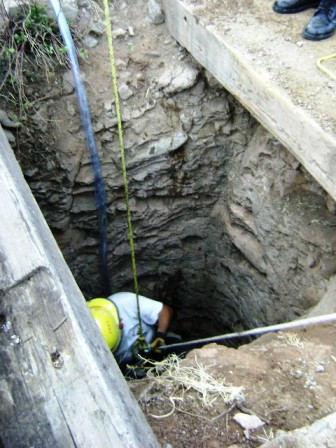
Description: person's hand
151,332,165,353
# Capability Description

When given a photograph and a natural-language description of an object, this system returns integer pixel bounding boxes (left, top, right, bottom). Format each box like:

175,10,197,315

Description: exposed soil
130,326,336,447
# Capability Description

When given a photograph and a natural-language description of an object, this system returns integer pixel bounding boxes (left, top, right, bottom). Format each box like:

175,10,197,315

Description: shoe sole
303,27,336,40
273,2,319,14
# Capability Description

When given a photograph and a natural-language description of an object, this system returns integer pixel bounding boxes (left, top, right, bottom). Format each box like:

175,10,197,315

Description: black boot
273,0,320,13
303,0,336,40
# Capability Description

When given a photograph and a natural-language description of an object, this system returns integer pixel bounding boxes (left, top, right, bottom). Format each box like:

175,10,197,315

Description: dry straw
146,354,244,409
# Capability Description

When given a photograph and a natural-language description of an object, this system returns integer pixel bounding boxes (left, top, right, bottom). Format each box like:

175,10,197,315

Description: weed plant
0,1,84,119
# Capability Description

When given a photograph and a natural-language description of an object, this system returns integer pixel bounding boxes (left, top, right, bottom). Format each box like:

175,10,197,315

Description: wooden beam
162,0,336,201
0,125,158,447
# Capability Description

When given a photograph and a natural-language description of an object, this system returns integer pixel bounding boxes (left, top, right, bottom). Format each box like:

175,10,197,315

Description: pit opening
40,68,336,347
2,0,336,350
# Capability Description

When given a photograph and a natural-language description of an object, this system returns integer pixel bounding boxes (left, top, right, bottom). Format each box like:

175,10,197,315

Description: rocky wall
6,0,336,340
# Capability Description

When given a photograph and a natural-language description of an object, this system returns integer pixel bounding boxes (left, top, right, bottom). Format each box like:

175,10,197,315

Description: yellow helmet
87,298,121,351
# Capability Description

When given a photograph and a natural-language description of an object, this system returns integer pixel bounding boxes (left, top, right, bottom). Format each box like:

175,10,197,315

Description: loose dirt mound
130,326,336,447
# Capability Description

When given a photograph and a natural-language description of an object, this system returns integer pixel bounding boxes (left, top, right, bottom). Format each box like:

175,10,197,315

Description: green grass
0,1,84,119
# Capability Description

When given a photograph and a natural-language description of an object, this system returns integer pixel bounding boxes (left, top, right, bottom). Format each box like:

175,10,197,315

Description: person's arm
151,304,173,351
156,304,173,335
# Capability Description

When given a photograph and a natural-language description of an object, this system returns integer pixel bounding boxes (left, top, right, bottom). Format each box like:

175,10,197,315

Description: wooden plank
0,125,159,447
162,0,336,201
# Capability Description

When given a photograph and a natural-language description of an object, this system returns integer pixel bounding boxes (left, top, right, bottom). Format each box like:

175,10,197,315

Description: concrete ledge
162,0,336,201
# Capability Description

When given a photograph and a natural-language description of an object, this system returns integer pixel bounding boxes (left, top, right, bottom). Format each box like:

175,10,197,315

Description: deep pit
4,0,336,345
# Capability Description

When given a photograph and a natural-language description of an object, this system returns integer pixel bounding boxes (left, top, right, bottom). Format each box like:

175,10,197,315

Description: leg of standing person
273,0,320,14
303,0,336,40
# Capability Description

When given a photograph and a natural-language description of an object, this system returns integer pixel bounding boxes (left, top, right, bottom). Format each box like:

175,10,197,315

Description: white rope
163,313,336,350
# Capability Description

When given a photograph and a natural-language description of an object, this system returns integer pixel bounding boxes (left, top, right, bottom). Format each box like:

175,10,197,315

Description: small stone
100,131,113,142
24,167,39,177
10,335,21,345
84,35,99,48
68,123,81,134
164,66,199,94
148,0,165,24
63,70,75,94
326,196,336,214
112,27,127,38
104,117,118,128
89,20,105,35
46,160,56,171
93,121,104,132
0,110,19,128
66,101,76,116
305,378,317,389
116,59,128,68
0,320,12,333
233,413,265,430
306,254,317,268
158,71,172,89
104,101,113,112
293,369,303,379
3,129,15,143
133,172,147,181
316,364,325,373
152,91,163,99
51,350,64,369
119,83,134,100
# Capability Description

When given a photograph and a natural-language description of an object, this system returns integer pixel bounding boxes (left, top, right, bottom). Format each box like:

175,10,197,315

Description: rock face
11,0,336,340
262,412,336,448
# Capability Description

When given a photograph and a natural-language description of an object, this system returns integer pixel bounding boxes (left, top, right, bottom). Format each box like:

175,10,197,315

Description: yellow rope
317,53,336,80
103,0,147,349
